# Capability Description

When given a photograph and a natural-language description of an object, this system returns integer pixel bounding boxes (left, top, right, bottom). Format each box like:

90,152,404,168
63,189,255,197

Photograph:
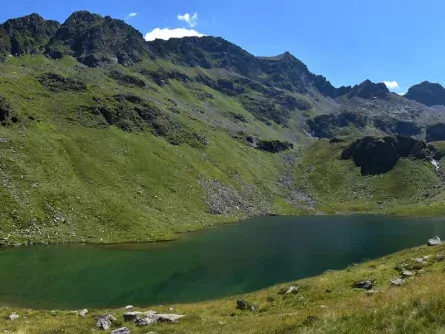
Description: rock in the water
402,270,414,277
125,305,134,310
79,309,88,317
390,278,405,286
111,328,131,334
353,280,375,290
8,313,19,321
96,314,116,330
428,236,442,246
278,286,299,294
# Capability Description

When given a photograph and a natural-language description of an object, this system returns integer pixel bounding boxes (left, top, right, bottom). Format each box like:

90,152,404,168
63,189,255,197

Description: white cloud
144,28,204,41
125,12,138,20
177,13,198,27
383,81,399,89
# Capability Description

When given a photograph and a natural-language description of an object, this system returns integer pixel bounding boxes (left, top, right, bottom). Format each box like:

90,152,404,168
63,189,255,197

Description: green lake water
1,215,445,309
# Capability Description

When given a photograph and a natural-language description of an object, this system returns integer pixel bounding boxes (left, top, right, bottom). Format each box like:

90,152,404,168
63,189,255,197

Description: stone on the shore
390,278,405,286
278,286,299,295
111,328,131,334
79,309,88,317
96,314,117,330
353,280,374,290
124,311,150,322
125,305,134,310
133,312,185,326
156,314,185,323
428,236,442,246
8,313,19,321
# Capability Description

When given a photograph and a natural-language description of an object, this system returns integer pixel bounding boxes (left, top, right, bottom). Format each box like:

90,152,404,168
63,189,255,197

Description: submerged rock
427,236,442,246
353,280,375,290
96,314,117,330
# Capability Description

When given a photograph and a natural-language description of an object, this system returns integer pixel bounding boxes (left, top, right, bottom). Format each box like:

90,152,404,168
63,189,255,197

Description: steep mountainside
0,11,445,246
0,14,59,60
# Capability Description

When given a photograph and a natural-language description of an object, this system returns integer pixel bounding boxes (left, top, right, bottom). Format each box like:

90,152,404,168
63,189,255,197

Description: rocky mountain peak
347,79,389,99
46,11,148,67
404,81,445,106
0,13,60,59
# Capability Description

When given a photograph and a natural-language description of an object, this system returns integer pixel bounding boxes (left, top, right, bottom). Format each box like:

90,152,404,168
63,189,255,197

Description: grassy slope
0,55,306,246
294,138,444,214
3,242,445,333
1,55,445,246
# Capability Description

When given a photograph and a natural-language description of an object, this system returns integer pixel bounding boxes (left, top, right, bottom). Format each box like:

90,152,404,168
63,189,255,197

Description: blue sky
1,0,445,93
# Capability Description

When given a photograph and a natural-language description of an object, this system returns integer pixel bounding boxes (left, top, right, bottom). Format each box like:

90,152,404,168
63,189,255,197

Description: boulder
278,286,299,294
8,313,19,321
79,309,88,317
111,328,131,334
96,314,116,330
124,311,156,322
125,305,134,310
236,299,255,311
413,258,424,263
133,312,184,326
428,236,442,246
390,278,405,286
156,314,185,323
134,317,157,327
402,270,414,277
353,280,375,290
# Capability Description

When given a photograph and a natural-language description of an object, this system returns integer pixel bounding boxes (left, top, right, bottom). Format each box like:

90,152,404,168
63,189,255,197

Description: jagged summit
0,13,60,58
347,79,389,99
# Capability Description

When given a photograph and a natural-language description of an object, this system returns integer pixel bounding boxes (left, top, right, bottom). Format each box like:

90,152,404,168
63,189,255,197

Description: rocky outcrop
96,314,117,330
308,112,368,138
426,123,445,142
341,135,439,175
405,81,445,106
0,14,60,60
236,299,255,311
39,73,87,92
347,80,389,99
46,11,148,67
353,280,375,290
246,137,294,153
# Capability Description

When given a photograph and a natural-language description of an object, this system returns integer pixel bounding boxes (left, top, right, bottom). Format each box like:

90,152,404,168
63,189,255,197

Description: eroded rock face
246,137,293,153
341,135,438,175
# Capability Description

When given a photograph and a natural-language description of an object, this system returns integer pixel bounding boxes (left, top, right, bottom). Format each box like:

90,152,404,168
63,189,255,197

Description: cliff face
341,136,439,175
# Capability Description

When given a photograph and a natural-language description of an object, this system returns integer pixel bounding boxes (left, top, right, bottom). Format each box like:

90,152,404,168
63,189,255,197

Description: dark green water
1,215,445,309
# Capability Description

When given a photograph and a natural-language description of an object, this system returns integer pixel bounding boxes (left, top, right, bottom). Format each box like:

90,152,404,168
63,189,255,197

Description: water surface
1,215,445,309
